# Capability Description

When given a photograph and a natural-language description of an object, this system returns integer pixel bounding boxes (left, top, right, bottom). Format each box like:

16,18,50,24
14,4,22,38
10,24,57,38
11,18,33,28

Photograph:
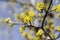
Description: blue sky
0,1,24,40
0,0,60,40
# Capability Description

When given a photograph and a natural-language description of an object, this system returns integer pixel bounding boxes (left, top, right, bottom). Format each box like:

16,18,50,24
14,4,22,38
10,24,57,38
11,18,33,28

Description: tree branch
41,0,53,28
41,0,53,39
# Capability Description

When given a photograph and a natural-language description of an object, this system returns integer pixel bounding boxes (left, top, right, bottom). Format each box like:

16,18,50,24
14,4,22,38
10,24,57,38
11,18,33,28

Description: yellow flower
29,10,34,17
45,25,49,29
50,33,55,38
56,27,60,32
28,16,33,22
36,2,45,11
21,32,27,37
27,35,33,40
56,14,60,18
36,29,43,36
55,4,60,12
20,13,29,23
51,6,56,11
20,12,26,19
20,10,35,23
28,10,34,22
50,24,54,29
9,22,14,27
19,26,25,33
38,14,42,17
5,17,11,23
47,19,53,23
23,16,29,23
35,37,41,40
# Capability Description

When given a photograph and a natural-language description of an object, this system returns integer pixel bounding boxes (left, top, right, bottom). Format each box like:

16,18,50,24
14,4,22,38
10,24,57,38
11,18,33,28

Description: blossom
56,26,60,32
9,22,14,27
29,10,34,17
49,24,54,31
52,4,60,12
23,16,29,23
47,19,53,23
56,14,60,18
38,14,42,17
35,2,45,11
5,17,11,23
21,32,27,37
45,25,49,29
19,26,25,33
50,33,55,38
27,35,33,40
36,29,43,36
55,4,60,12
35,36,41,40
20,10,35,23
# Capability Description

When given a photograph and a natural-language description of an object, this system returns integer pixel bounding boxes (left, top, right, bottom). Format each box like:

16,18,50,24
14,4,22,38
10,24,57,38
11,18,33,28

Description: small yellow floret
9,23,14,27
27,35,33,40
21,32,27,37
19,26,25,33
56,27,60,32
50,33,55,38
36,29,43,36
5,17,11,23
55,4,60,12
36,2,45,11
35,37,41,40
56,14,60,18
53,4,60,12
29,10,34,17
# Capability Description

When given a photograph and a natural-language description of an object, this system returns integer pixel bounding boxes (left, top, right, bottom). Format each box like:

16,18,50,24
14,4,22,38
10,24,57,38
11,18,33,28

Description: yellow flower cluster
52,4,60,12
5,17,14,27
35,29,43,40
19,27,35,39
45,24,54,32
19,26,27,38
20,10,34,23
56,26,60,32
36,29,43,36
35,2,45,11
19,26,44,40
5,17,11,23
55,4,60,12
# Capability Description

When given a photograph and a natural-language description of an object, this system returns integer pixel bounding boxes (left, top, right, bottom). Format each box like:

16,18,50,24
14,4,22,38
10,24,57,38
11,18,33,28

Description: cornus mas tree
4,0,60,40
